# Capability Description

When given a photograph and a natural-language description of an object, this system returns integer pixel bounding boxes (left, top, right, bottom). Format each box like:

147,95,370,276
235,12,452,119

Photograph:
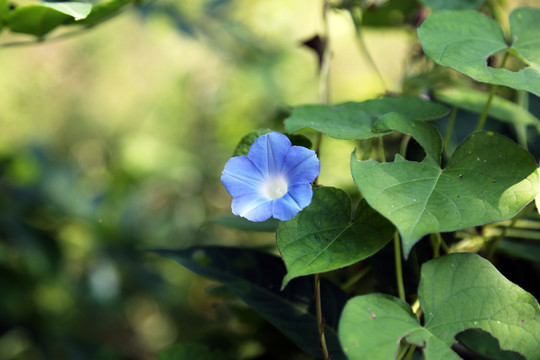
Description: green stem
475,52,509,131
394,231,406,302
378,136,386,163
442,106,457,151
315,273,330,360
350,8,387,92
515,90,529,149
314,3,331,359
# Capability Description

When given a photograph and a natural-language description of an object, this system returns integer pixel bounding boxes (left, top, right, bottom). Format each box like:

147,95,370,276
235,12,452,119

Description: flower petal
272,183,313,220
221,156,264,197
282,146,320,185
247,132,291,176
231,194,273,222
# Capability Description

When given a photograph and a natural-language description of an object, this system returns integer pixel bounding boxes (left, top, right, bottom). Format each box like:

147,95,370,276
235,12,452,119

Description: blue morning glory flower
221,132,320,222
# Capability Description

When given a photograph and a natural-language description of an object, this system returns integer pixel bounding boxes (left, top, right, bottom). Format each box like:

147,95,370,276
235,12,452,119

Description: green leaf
339,253,540,359
373,113,443,165
42,2,91,21
158,343,234,360
277,187,394,287
78,0,133,27
455,329,526,360
418,8,540,97
152,246,348,359
7,2,91,37
419,0,485,11
284,97,448,140
433,88,540,127
8,5,70,36
419,253,540,358
351,131,539,255
208,215,279,232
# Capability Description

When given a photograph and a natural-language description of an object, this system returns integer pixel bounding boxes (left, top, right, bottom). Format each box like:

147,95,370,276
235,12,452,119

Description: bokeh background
1,0,539,359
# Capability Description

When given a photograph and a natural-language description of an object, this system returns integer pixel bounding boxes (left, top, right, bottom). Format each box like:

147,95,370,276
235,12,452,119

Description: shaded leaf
152,246,348,359
418,8,540,96
433,88,540,127
284,97,448,140
277,187,394,287
455,329,526,360
339,253,540,359
351,131,539,255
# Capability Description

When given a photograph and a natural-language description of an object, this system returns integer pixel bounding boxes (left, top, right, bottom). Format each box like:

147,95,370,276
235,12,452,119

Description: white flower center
261,176,288,200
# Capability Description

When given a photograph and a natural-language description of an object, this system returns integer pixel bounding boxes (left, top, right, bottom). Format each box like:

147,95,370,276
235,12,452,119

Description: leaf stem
475,52,509,131
442,106,457,151
394,231,406,302
315,273,330,360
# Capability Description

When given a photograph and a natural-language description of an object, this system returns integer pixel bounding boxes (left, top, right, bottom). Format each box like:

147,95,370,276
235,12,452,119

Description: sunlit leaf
339,253,540,359
284,97,448,140
277,187,394,287
152,246,348,359
351,131,539,255
418,8,540,96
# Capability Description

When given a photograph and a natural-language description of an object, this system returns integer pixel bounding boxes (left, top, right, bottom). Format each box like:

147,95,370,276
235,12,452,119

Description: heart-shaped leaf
284,97,448,140
277,187,395,287
152,246,348,359
339,253,540,359
433,88,540,127
351,131,539,255
418,8,540,97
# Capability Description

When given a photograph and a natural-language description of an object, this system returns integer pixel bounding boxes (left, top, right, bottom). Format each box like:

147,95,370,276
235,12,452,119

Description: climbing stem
315,273,330,360
394,231,406,302
475,52,509,131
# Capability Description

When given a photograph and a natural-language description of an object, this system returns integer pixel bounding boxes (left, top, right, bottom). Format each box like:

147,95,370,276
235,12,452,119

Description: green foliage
352,131,539,255
339,253,540,359
2,1,540,359
277,187,394,286
418,8,540,97
284,97,449,140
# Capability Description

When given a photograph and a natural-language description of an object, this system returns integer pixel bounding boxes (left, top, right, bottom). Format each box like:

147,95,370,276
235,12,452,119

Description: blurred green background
1,0,537,359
